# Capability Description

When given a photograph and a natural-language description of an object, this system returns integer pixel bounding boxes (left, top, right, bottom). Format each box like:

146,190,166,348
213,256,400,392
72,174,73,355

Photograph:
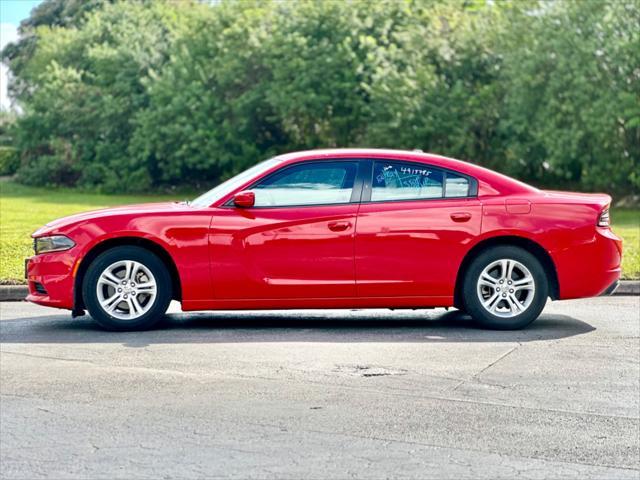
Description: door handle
450,212,472,222
328,221,351,232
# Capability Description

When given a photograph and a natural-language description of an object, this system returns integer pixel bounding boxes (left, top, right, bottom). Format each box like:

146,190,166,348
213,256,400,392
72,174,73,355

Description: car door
209,160,364,299
355,159,482,298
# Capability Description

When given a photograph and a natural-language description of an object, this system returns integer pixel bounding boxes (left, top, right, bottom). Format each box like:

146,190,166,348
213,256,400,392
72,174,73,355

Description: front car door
355,159,481,300
209,160,365,300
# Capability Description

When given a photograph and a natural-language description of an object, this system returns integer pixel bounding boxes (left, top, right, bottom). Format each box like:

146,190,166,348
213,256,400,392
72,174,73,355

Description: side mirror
233,190,255,208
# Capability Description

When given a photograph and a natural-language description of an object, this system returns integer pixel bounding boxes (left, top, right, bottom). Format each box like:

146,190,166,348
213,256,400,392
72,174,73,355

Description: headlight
34,235,75,255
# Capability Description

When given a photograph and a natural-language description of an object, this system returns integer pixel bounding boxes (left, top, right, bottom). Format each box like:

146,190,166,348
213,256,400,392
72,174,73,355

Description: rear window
372,161,444,201
371,160,473,201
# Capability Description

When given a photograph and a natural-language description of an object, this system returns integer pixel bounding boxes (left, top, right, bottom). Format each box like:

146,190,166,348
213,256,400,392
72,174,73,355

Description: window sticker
372,162,444,201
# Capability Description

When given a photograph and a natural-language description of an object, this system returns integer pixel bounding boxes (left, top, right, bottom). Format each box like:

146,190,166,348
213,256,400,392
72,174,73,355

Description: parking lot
1,296,638,479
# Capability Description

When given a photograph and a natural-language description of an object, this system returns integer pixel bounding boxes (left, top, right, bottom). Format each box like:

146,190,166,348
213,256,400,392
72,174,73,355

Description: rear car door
355,159,482,298
209,160,365,299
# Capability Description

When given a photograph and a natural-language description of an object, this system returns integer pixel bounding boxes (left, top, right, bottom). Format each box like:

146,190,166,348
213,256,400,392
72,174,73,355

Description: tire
82,246,172,331
462,246,548,330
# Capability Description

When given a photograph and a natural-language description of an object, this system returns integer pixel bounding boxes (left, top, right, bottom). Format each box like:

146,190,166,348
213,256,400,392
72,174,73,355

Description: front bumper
25,250,77,310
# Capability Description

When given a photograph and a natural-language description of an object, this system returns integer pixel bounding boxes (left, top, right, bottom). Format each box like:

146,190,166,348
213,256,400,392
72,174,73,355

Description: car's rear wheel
462,246,548,329
82,246,171,331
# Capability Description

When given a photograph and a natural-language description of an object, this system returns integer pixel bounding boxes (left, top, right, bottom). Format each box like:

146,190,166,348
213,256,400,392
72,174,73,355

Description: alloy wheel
96,260,157,320
476,258,535,318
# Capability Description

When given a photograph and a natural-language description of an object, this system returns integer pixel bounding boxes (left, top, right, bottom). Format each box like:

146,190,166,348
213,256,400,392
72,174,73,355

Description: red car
26,149,622,331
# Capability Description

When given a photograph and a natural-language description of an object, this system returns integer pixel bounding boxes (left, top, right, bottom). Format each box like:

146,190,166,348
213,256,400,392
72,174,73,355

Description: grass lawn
1,180,638,283
611,208,640,280
0,181,185,284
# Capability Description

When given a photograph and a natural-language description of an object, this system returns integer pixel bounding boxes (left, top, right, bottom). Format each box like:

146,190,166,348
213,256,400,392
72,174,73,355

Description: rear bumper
600,279,620,296
555,227,623,300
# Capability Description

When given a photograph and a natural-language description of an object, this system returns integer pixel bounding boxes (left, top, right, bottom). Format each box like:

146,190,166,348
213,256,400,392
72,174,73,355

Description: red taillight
598,207,610,227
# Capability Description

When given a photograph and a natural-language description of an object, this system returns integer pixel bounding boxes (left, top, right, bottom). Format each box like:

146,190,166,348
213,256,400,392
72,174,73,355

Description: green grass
0,181,186,284
611,208,640,280
1,180,638,283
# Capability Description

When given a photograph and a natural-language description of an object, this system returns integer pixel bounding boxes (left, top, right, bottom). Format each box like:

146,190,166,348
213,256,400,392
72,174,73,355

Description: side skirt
181,296,454,311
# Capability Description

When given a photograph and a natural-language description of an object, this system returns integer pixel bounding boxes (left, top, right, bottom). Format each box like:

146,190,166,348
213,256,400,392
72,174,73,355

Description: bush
15,153,80,187
0,147,20,176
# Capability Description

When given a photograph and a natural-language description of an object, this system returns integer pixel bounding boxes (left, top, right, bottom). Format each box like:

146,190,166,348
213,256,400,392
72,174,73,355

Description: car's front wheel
462,246,548,329
82,246,172,331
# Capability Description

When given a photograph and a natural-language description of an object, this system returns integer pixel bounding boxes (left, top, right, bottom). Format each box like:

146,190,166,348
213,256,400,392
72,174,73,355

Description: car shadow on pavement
0,309,595,345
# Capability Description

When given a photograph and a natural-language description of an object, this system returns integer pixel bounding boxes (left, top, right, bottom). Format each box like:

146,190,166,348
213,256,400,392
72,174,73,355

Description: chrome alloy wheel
96,260,157,320
476,259,535,318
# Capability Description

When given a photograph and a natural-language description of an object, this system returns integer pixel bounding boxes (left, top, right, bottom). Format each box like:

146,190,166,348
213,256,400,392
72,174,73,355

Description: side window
253,162,358,207
445,172,470,198
371,161,443,201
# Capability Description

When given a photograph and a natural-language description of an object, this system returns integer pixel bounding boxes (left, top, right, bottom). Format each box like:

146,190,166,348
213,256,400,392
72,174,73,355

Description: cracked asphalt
1,297,639,479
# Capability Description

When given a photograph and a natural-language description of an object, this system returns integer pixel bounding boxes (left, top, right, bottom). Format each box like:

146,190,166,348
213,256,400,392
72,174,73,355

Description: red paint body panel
27,202,213,307
355,199,481,298
208,204,358,299
25,149,622,313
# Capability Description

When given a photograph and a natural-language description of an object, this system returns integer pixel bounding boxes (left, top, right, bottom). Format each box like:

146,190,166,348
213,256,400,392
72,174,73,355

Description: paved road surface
1,297,639,479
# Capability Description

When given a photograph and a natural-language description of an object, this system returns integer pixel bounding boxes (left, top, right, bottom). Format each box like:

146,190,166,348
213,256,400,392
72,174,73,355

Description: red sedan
26,149,622,331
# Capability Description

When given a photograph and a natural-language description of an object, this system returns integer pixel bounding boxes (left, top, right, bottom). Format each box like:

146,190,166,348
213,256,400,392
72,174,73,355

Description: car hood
33,202,190,236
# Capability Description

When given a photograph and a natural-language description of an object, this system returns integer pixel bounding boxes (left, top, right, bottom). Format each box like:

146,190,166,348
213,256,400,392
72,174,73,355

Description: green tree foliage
1,0,638,194
2,0,112,101
5,0,192,191
131,1,279,187
0,110,19,175
363,1,509,169
498,0,640,192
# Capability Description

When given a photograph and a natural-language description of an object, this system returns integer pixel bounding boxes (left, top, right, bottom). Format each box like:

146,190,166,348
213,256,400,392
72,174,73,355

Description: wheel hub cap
96,260,157,320
476,259,535,318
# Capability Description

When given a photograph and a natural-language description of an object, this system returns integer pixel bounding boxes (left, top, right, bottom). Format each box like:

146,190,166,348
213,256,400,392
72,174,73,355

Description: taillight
598,207,610,227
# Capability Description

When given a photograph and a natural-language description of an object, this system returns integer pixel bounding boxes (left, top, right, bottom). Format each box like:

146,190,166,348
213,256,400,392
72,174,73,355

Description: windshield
190,158,282,207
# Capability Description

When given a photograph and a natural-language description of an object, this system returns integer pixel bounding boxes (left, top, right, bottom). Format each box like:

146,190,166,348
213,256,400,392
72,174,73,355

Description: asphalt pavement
1,297,639,479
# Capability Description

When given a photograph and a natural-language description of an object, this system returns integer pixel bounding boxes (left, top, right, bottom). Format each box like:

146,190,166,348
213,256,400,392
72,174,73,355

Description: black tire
82,246,172,331
462,246,548,330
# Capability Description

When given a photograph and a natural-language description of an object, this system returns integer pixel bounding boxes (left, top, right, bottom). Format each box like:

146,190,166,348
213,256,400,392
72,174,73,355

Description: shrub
15,153,80,187
0,147,20,176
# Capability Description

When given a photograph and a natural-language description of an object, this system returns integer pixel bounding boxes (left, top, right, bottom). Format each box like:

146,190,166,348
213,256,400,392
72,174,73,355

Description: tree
1,0,112,101
497,0,640,192
2,0,637,195
9,1,192,191
130,1,282,187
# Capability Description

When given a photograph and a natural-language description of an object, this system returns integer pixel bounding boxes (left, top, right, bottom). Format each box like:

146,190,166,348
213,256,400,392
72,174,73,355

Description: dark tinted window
253,162,357,206
371,161,443,201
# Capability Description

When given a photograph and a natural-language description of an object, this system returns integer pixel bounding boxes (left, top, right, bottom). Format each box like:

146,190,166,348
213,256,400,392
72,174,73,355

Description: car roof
274,148,538,195
276,148,446,162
